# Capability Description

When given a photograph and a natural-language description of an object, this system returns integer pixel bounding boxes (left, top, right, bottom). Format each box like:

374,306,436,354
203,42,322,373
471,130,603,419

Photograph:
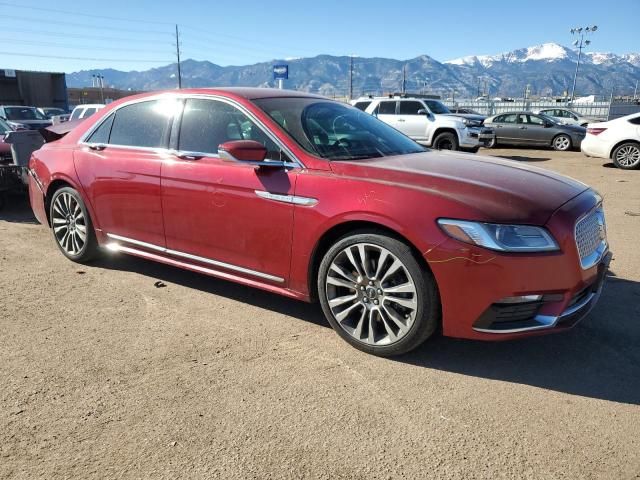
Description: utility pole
401,64,407,95
348,55,353,101
175,24,182,89
570,25,598,102
634,80,638,100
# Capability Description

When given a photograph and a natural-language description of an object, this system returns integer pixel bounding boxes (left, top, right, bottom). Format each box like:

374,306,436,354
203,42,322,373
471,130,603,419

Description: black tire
49,186,100,262
611,142,640,170
552,134,572,151
432,132,459,151
485,137,497,148
318,231,440,357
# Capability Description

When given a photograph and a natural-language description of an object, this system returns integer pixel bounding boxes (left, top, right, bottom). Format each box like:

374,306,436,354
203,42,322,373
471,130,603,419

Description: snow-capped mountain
67,43,640,98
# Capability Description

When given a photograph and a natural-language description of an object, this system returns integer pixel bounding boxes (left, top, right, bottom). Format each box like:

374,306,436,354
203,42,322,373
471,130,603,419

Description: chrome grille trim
575,206,607,270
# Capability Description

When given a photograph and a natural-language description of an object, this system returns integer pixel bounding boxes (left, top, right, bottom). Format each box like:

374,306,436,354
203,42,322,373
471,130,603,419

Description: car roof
73,104,105,109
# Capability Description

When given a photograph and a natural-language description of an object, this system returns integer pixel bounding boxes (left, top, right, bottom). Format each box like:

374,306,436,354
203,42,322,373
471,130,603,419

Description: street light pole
570,25,598,102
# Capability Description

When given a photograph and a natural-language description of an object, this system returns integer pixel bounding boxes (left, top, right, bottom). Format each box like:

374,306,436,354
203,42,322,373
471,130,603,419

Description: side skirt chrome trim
254,190,318,206
105,233,284,283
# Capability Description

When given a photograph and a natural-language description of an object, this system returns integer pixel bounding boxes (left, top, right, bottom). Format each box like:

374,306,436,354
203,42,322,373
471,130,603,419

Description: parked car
0,116,14,164
38,107,70,125
69,104,105,121
483,112,586,151
449,107,481,115
534,108,595,127
581,112,640,170
28,88,610,356
0,105,52,130
353,96,492,152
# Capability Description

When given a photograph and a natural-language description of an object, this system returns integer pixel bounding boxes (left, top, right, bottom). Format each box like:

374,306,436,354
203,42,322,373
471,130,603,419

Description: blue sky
0,0,638,73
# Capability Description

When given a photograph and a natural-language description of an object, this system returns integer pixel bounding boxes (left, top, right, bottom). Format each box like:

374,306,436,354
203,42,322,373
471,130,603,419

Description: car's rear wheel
552,134,572,151
612,142,640,170
485,137,497,148
318,232,440,356
49,187,99,262
433,132,459,151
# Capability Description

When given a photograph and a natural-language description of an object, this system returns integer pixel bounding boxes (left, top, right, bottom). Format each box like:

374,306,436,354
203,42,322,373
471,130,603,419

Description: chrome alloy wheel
52,192,87,255
554,135,571,151
325,243,418,346
615,144,640,167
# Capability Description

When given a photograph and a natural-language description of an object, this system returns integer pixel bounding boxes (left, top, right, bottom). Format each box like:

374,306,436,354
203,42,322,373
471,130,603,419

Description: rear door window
497,114,517,123
109,100,174,148
376,101,397,115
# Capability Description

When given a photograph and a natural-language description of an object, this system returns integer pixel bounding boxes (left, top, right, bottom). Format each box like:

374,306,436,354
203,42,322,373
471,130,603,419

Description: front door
74,99,178,247
161,97,297,284
492,113,519,143
517,113,553,146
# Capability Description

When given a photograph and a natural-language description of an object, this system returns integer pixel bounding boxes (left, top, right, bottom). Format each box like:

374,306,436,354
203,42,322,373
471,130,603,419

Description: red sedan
27,89,610,356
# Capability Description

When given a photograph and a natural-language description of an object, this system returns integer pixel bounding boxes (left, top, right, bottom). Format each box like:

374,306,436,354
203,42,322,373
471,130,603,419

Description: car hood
445,113,486,122
330,150,589,225
9,119,52,130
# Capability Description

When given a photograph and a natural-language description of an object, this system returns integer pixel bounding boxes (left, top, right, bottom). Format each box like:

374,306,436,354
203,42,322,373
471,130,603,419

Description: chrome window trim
79,92,304,169
106,233,284,283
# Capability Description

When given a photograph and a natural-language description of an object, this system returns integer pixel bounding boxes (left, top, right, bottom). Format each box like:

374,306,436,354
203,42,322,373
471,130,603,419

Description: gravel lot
1,148,639,479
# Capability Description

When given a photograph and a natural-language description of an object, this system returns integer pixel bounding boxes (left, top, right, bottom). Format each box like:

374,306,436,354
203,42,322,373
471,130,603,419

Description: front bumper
425,189,608,341
458,126,494,148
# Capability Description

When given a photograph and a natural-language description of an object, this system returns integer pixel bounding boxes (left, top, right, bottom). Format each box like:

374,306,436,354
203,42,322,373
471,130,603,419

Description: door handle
173,151,204,160
88,143,107,151
397,119,406,122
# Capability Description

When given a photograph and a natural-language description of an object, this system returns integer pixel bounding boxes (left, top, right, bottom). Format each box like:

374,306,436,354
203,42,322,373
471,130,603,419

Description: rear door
491,113,519,143
373,101,398,129
518,113,553,145
74,98,178,247
396,100,428,140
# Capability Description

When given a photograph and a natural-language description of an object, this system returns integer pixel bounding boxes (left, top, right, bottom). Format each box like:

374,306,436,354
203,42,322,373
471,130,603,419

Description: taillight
587,127,607,136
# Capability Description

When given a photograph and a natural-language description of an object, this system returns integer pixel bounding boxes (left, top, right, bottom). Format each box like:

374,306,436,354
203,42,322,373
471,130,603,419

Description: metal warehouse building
0,69,68,110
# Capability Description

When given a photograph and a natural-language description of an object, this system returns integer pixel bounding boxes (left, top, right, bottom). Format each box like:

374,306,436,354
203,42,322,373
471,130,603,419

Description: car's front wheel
552,134,572,151
612,142,640,170
49,186,99,262
432,132,459,151
318,232,440,356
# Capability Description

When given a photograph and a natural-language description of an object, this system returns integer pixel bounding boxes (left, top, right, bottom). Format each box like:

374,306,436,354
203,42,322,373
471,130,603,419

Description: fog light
496,295,543,304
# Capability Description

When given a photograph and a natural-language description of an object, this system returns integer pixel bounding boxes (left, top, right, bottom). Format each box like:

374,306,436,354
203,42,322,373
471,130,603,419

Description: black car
483,111,586,151
0,105,52,130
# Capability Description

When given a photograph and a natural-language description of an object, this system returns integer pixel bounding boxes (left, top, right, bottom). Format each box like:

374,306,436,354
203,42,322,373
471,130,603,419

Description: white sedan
581,112,640,170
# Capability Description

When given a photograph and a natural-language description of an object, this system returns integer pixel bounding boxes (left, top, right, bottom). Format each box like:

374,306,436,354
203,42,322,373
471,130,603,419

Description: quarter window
628,116,640,125
353,101,371,111
109,100,174,148
178,99,286,161
86,114,114,144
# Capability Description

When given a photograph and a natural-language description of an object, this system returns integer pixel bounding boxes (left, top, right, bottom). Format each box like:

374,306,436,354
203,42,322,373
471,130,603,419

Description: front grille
0,152,12,164
575,207,607,269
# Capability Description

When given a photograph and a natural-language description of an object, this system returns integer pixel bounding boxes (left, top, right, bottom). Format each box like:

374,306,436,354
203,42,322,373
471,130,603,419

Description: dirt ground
1,148,639,479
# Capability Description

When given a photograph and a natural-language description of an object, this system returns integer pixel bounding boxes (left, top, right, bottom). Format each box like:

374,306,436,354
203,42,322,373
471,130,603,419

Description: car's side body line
105,233,285,284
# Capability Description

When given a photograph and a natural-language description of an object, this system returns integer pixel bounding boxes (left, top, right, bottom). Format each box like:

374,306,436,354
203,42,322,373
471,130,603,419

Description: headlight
437,219,559,252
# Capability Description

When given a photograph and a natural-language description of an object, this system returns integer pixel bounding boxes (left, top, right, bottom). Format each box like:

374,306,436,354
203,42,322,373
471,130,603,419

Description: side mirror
544,122,553,128
417,109,428,115
218,140,285,168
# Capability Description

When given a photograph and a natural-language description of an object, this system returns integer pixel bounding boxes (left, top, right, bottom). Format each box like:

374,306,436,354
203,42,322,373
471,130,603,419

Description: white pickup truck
352,96,493,152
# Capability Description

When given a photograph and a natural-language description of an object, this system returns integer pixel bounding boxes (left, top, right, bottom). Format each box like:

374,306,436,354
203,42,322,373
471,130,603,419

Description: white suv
352,96,492,152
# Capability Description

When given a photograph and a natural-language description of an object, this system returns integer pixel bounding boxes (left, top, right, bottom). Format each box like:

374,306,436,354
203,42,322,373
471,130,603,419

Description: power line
0,51,173,64
0,0,175,25
8,39,169,55
0,25,175,45
2,14,172,36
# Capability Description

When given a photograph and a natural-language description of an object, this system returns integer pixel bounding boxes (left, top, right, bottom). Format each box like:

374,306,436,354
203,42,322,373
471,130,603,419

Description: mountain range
66,43,640,98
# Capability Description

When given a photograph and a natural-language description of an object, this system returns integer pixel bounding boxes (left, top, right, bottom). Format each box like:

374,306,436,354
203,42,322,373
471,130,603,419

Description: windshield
4,107,47,121
253,98,425,160
538,113,559,124
0,117,11,133
424,100,451,114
